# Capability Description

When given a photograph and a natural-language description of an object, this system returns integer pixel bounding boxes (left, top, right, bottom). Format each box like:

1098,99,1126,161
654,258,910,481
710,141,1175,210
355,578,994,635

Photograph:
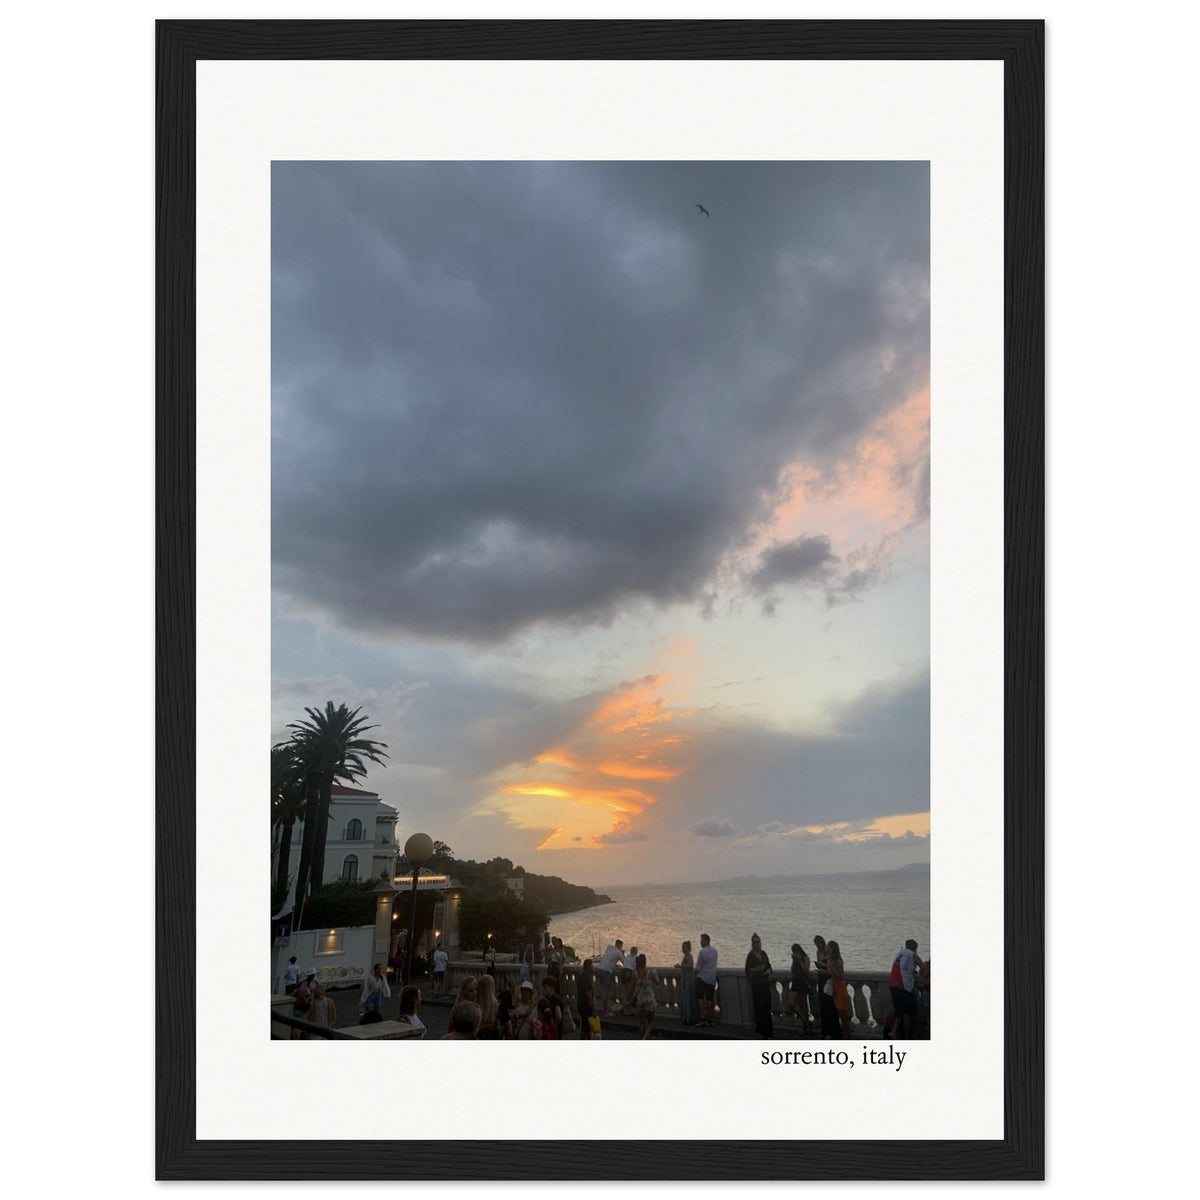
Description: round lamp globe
405,832,434,865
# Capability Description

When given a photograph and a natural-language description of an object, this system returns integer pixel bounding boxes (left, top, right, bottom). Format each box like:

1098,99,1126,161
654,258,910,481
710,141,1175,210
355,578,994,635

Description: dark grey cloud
272,162,929,643
691,817,741,838
852,831,929,849
757,820,791,835
821,536,899,607
749,536,838,593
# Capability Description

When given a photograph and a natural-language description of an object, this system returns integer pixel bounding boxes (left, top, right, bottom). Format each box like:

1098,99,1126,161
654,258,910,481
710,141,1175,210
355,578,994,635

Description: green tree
270,743,307,897
458,889,549,954
281,702,388,902
302,878,377,928
429,840,455,871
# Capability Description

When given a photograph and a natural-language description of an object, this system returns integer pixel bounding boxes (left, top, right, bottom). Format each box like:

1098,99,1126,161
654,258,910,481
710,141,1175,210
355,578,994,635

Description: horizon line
586,860,930,892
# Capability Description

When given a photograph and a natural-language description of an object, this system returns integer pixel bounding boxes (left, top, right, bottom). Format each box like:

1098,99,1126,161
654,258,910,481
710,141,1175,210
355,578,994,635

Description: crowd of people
734,932,930,1040
282,931,930,1041
388,972,581,1040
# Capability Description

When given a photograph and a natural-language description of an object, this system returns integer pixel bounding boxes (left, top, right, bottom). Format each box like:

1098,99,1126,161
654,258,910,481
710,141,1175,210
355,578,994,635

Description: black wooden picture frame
156,19,1043,1181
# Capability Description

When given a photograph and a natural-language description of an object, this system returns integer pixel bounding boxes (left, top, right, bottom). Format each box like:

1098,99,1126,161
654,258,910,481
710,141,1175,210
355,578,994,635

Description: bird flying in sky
696,204,710,217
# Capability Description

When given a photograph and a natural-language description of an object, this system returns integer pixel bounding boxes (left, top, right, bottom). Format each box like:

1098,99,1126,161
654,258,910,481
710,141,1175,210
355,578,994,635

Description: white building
273,784,399,887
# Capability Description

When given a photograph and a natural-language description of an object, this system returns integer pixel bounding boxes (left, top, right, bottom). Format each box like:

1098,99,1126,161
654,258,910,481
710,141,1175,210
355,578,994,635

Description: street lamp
402,832,433,986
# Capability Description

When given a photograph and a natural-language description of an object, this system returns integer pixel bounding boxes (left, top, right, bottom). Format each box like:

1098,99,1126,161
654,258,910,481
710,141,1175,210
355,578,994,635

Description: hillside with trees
395,844,612,955
400,844,613,915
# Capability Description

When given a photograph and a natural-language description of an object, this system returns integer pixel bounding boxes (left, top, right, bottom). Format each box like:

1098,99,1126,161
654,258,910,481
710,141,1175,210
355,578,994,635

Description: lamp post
402,832,434,986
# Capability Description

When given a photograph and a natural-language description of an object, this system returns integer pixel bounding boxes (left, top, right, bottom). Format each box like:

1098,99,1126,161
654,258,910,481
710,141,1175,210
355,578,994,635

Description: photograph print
269,159,932,1047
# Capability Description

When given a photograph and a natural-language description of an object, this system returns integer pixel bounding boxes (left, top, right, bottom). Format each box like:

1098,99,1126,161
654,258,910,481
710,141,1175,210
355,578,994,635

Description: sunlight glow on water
549,871,930,972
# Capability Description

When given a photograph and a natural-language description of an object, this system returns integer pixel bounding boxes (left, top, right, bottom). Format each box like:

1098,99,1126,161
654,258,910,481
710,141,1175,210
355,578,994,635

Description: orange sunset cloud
483,673,691,850
534,749,583,770
503,781,656,813
756,385,930,553
597,759,682,781
789,811,930,843
587,674,678,733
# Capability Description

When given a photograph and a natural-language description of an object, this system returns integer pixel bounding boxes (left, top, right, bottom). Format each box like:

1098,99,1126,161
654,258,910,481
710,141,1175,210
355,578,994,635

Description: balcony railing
442,961,898,1033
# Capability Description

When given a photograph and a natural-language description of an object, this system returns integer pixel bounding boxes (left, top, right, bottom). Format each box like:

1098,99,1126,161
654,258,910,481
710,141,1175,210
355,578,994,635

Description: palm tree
270,743,306,896
285,702,389,901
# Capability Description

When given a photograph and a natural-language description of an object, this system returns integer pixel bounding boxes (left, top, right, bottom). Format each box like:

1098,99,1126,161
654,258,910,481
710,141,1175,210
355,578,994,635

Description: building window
341,855,359,882
345,818,363,841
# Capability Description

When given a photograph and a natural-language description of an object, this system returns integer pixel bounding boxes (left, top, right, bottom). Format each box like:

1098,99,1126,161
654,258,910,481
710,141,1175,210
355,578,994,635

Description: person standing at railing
595,939,625,1015
576,957,597,1039
619,945,640,1013
677,941,699,1026
547,936,565,991
918,957,931,1034
633,953,661,1040
814,935,837,1038
745,933,774,1039
432,944,449,996
788,943,814,1034
827,940,852,1039
888,939,924,1039
695,933,718,1027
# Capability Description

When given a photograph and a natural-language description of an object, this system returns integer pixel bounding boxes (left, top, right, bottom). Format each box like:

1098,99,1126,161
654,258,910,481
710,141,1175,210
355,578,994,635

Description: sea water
548,869,929,973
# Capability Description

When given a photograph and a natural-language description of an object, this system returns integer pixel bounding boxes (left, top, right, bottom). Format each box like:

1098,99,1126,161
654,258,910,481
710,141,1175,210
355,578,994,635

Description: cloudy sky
271,161,929,887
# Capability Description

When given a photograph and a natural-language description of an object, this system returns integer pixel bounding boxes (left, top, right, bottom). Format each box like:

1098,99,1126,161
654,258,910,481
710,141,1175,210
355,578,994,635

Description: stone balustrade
442,961,895,1033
